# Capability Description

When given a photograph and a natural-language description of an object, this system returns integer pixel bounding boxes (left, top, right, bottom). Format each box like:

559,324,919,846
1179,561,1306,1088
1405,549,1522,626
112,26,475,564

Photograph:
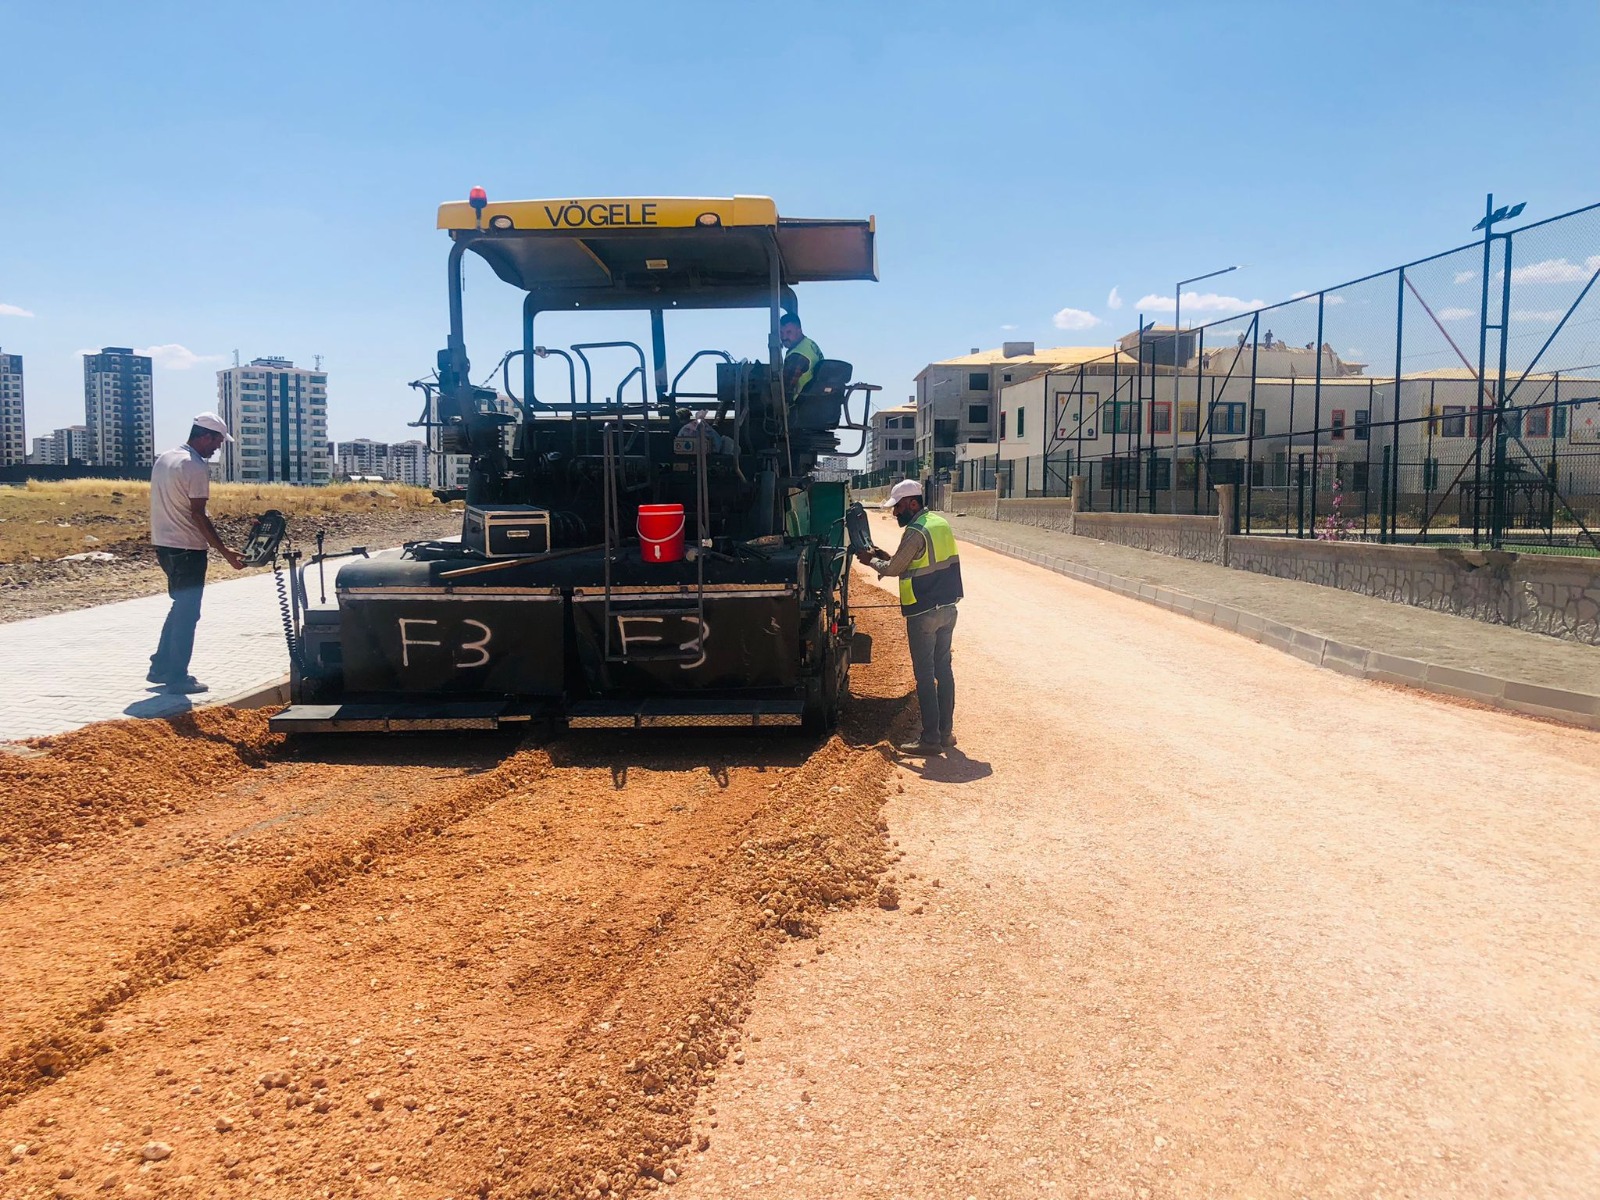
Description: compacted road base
674,533,1600,1200
0,605,914,1199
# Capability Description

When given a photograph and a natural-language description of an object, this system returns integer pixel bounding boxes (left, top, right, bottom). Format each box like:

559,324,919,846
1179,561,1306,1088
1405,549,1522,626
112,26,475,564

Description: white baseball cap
881,478,923,508
193,412,234,442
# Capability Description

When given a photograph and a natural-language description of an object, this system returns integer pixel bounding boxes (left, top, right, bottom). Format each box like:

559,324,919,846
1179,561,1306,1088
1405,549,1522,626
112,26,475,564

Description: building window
999,411,1006,440
1352,461,1370,491
1423,457,1440,490
1150,401,1171,434
1148,455,1172,491
1179,404,1198,434
968,372,989,391
967,404,989,425
1354,409,1369,441
1331,409,1346,440
1441,406,1466,438
1107,401,1140,434
1502,409,1523,438
1212,403,1246,435
1252,409,1266,437
1526,406,1550,438
1015,407,1025,438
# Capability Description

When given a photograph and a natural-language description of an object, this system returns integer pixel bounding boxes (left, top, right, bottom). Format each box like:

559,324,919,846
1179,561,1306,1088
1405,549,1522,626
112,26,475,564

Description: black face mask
895,505,916,527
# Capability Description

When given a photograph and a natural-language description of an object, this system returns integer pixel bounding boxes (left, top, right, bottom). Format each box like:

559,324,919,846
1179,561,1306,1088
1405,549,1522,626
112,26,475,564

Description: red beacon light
468,186,488,212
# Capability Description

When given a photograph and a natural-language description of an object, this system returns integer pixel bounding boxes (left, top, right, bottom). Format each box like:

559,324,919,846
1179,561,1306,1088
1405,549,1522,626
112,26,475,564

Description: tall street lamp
1171,265,1242,512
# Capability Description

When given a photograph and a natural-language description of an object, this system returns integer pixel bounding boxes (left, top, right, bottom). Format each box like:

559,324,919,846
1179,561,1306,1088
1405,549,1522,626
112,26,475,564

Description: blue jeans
151,547,208,682
906,604,958,743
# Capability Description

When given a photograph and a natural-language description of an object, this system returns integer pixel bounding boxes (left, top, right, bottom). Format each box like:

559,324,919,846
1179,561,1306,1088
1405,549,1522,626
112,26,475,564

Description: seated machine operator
779,312,824,401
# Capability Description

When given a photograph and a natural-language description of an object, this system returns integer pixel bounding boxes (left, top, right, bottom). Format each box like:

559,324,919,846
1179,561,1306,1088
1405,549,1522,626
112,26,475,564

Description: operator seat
790,359,852,431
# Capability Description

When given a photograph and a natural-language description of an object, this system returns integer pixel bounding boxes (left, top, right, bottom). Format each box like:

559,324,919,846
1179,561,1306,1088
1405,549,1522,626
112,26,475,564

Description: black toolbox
463,505,552,557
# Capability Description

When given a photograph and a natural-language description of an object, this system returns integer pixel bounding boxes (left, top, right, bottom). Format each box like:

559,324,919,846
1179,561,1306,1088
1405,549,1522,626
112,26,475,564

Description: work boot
163,676,210,695
941,732,958,748
896,738,944,756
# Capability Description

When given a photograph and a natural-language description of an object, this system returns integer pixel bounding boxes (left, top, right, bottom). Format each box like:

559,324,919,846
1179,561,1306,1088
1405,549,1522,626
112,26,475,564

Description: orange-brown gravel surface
0,604,913,1199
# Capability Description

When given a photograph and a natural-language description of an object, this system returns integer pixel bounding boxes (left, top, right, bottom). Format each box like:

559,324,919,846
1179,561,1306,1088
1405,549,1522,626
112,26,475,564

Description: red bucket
637,503,686,563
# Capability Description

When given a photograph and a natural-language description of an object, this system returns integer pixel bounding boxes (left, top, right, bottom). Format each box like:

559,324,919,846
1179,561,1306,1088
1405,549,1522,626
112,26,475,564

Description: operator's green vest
898,510,964,617
785,335,824,397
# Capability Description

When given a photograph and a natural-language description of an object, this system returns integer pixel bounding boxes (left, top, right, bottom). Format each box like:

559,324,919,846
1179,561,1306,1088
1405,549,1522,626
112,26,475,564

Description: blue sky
2,0,1597,453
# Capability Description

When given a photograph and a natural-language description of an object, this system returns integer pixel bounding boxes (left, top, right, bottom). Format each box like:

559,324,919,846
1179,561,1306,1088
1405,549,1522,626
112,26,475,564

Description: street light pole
1172,265,1241,512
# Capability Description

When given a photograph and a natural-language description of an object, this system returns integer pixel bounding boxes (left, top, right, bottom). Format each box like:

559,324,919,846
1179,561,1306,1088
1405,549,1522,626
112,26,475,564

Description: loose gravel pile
0,604,914,1198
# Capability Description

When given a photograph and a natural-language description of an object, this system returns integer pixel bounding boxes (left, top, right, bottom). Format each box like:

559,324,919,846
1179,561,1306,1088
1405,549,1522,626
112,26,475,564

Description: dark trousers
151,547,208,682
906,604,958,742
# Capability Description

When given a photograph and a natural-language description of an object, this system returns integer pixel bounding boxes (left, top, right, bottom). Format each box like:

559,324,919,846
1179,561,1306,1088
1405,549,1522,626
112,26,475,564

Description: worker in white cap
855,478,963,755
146,413,245,695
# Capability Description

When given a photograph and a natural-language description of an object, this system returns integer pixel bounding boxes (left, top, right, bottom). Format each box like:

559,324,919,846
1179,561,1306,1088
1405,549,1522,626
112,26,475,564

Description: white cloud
1327,294,1346,305
0,303,34,318
1106,286,1123,311
1288,290,1344,305
999,323,1018,331
1453,270,1476,285
1345,348,1365,358
1134,291,1267,315
137,343,227,371
1510,308,1565,323
1437,307,1475,321
1051,307,1101,331
1509,255,1600,285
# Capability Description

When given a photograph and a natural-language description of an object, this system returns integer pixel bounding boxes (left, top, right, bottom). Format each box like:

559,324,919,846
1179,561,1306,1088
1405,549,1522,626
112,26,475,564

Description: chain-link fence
954,199,1600,553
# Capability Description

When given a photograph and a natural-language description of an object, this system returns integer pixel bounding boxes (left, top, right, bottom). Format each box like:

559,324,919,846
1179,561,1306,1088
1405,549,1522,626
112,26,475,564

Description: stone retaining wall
1074,511,1226,564
1228,536,1600,645
945,482,1600,646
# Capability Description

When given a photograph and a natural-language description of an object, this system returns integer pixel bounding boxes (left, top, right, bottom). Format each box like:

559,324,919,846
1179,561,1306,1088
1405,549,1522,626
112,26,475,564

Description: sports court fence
942,198,1600,553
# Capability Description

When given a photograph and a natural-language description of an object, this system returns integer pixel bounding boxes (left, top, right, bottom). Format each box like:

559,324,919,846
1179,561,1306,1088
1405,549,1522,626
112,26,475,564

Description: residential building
333,438,434,486
912,342,1133,477
83,347,154,469
334,438,389,478
868,402,918,477
385,439,430,486
814,455,852,482
0,349,22,467
216,357,331,484
29,425,90,466
979,332,1600,513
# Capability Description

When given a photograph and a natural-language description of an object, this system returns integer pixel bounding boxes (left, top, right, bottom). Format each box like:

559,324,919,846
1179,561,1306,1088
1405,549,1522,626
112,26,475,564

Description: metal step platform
270,700,542,734
566,696,804,730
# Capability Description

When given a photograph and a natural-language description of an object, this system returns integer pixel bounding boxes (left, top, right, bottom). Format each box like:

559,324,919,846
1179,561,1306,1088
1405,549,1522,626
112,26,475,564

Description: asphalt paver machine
270,193,878,733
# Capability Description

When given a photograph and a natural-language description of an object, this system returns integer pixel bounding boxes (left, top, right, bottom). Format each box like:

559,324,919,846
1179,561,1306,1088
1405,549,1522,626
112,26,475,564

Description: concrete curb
212,674,291,712
960,529,1600,732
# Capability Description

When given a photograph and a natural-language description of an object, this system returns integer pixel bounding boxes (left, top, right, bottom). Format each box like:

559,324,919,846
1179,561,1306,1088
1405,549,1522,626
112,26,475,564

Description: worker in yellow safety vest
779,312,824,400
856,478,963,756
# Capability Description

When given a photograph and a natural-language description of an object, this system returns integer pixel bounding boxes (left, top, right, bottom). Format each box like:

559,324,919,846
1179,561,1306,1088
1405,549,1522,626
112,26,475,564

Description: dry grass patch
0,480,442,563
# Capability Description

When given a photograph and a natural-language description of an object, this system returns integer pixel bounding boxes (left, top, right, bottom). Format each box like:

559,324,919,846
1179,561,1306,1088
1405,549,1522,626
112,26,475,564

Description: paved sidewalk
0,571,296,742
934,511,1600,727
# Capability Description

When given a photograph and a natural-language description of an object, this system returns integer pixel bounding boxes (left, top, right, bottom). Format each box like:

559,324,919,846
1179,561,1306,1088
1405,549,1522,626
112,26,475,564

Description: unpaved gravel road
674,523,1600,1200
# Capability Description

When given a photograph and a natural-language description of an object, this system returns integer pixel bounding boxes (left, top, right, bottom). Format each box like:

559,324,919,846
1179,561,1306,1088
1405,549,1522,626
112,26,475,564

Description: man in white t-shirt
147,413,245,694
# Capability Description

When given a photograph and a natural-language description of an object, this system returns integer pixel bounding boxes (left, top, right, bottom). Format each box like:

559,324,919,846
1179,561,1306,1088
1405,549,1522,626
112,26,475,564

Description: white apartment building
334,438,431,486
868,402,918,477
216,358,331,484
29,425,90,466
83,347,155,469
0,349,23,467
912,342,1136,478
335,438,388,478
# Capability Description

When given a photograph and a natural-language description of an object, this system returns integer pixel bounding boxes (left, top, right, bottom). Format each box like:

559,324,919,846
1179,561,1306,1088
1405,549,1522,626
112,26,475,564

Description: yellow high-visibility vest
897,510,963,616
785,335,824,397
